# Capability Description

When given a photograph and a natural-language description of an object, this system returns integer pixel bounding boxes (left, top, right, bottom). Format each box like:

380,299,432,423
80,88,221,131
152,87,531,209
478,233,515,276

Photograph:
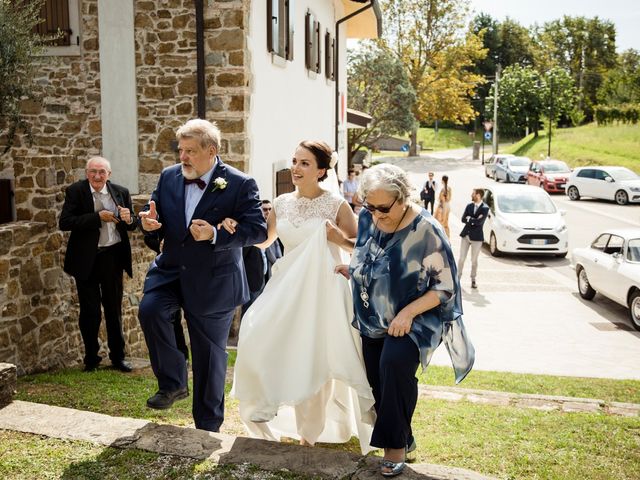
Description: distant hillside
505,123,640,173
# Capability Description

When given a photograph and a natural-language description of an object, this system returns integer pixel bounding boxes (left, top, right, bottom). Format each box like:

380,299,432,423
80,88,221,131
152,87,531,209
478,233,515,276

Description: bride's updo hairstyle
357,163,414,204
298,140,332,181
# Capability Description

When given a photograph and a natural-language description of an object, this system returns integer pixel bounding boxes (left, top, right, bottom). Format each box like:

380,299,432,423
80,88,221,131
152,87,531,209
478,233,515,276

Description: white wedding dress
231,190,375,454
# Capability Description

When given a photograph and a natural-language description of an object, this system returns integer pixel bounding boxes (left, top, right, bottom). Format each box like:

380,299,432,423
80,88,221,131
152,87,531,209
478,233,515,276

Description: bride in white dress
230,140,375,454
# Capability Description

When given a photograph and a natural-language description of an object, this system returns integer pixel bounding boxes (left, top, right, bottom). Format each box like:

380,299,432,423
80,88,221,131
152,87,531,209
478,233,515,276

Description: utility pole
548,75,554,158
492,65,500,155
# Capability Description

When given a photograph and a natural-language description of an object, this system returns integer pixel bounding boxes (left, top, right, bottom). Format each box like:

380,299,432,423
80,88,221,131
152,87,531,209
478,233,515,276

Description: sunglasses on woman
362,197,397,214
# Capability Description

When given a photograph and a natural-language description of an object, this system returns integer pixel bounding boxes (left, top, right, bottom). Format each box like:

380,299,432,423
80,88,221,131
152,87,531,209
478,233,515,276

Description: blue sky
469,0,639,52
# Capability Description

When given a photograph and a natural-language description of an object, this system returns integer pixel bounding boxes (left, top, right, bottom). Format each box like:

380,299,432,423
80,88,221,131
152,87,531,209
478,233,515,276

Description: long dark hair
442,175,449,200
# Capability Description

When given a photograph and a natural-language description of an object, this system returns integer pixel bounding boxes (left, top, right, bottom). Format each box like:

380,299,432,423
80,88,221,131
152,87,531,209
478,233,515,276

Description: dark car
526,159,571,193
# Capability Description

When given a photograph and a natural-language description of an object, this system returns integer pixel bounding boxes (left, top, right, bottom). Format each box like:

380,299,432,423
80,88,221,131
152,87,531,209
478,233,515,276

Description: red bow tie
184,178,206,190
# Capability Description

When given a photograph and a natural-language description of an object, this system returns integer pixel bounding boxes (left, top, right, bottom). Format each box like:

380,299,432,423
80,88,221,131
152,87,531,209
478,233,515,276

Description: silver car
484,154,514,179
494,156,531,183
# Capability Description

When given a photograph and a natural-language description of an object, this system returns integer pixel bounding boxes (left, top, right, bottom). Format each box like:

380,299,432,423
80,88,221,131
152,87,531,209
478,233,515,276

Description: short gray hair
357,163,414,203
86,156,112,171
176,119,221,150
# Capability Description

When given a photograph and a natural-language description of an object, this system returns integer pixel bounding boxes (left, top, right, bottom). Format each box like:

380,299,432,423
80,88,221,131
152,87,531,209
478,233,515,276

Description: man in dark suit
458,188,489,289
59,156,137,372
138,119,267,432
420,172,437,214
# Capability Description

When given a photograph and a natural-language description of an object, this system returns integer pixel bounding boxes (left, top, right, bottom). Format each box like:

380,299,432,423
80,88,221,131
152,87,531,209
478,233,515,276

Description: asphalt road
381,150,640,381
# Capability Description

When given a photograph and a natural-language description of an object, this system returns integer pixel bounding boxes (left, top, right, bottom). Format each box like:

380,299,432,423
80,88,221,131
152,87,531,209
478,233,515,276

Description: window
604,235,624,255
627,239,640,262
324,31,334,81
594,170,609,181
32,0,80,55
305,11,321,74
577,169,595,179
591,234,610,251
267,0,294,60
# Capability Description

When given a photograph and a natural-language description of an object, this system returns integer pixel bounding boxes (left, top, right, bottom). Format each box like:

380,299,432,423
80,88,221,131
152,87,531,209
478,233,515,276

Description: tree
346,43,416,161
378,0,486,156
597,49,640,105
536,16,617,121
486,65,575,139
0,0,46,153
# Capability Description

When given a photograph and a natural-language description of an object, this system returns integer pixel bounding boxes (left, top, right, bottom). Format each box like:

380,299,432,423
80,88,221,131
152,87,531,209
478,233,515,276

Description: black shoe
146,388,189,410
83,363,100,372
112,360,133,373
471,280,478,289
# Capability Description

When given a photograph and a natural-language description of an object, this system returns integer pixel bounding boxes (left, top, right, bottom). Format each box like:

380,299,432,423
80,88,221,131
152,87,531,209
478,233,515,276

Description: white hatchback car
572,229,640,331
565,166,640,205
482,185,569,257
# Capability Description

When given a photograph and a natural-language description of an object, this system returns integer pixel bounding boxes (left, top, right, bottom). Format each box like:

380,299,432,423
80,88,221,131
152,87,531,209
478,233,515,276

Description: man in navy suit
138,119,267,432
59,157,138,373
458,188,489,289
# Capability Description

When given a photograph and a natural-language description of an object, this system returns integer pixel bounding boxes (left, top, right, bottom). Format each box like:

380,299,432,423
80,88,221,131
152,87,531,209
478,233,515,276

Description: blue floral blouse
349,208,475,383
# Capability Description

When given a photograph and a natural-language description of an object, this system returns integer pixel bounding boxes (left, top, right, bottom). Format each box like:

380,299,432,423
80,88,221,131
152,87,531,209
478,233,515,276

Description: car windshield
497,192,557,213
628,239,640,262
509,158,530,167
543,162,570,173
610,168,639,181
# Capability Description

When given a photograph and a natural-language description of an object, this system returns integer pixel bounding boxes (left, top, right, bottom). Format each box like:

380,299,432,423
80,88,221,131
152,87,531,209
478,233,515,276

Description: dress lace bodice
274,191,344,227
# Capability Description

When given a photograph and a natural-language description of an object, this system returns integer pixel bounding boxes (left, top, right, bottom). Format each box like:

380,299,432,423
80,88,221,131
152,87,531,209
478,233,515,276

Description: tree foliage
597,49,640,105
377,0,486,155
536,16,617,121
0,0,46,153
486,65,575,138
346,43,416,160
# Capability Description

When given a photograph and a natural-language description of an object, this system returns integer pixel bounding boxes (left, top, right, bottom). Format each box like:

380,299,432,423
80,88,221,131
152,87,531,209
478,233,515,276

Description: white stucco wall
98,0,139,193
247,0,348,200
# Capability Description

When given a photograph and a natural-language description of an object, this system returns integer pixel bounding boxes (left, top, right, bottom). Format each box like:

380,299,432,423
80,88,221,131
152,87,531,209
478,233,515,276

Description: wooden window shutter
32,0,71,46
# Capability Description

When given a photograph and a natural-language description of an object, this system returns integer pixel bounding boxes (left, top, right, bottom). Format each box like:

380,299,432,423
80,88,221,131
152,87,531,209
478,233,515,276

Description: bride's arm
255,209,278,249
327,201,357,253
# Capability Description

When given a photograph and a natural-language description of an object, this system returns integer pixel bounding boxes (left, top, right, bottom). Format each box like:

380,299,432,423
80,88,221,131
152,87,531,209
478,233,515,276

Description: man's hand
139,200,162,231
99,210,119,223
117,206,132,224
217,218,238,234
190,219,214,241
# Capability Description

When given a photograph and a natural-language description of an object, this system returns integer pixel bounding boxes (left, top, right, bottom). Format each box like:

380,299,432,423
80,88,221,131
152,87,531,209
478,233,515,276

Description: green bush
594,104,640,125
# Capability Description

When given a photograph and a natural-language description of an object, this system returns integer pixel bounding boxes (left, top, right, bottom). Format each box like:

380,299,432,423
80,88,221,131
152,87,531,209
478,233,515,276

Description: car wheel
555,252,567,258
489,232,502,257
615,190,629,205
567,186,580,201
504,174,511,184
577,266,596,300
628,290,640,331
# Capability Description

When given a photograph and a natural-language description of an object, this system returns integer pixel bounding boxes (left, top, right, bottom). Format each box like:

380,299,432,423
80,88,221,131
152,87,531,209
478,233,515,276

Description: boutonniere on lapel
211,177,227,193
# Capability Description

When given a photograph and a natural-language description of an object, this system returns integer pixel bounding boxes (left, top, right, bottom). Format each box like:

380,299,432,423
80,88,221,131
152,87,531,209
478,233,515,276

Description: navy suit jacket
459,202,489,242
141,160,267,315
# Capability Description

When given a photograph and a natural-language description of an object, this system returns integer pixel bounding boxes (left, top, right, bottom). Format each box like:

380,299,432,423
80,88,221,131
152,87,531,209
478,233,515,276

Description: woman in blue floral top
334,164,474,477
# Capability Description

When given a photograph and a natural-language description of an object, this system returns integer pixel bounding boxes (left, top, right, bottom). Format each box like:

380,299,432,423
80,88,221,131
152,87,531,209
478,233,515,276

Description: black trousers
361,334,420,450
138,279,234,432
423,196,435,214
75,246,126,366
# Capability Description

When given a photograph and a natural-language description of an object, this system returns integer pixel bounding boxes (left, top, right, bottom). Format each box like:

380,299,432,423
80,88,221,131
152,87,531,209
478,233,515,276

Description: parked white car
482,185,568,257
572,229,640,331
565,166,640,205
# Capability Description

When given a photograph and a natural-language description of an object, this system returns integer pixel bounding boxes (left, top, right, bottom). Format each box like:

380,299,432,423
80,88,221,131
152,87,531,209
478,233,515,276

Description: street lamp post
547,75,554,158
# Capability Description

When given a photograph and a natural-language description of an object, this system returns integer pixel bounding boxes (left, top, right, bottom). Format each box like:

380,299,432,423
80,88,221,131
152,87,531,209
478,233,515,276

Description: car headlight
556,224,567,233
497,218,519,233
629,187,640,192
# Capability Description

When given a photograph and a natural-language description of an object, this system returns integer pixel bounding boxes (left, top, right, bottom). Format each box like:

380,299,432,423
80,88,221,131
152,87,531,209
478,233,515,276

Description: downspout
195,0,206,119
334,1,381,153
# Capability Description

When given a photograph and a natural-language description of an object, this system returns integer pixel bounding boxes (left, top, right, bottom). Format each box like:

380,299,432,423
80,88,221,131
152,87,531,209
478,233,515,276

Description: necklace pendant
360,287,370,308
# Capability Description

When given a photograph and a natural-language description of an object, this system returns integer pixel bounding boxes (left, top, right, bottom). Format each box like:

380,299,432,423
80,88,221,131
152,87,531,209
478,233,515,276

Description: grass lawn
506,123,640,172
9,357,640,480
370,127,476,159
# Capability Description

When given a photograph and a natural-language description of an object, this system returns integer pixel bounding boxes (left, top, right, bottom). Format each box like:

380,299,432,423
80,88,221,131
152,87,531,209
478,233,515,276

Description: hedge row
594,104,640,125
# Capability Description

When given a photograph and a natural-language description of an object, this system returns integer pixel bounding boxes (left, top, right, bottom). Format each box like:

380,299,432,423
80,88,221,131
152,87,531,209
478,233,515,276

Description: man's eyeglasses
87,169,109,176
362,197,397,214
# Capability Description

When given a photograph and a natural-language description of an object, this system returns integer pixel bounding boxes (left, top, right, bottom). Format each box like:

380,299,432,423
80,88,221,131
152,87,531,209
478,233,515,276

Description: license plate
532,239,547,245
557,183,565,187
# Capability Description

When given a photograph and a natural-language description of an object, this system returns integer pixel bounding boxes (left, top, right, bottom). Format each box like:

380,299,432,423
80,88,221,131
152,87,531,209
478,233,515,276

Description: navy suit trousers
138,280,234,432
